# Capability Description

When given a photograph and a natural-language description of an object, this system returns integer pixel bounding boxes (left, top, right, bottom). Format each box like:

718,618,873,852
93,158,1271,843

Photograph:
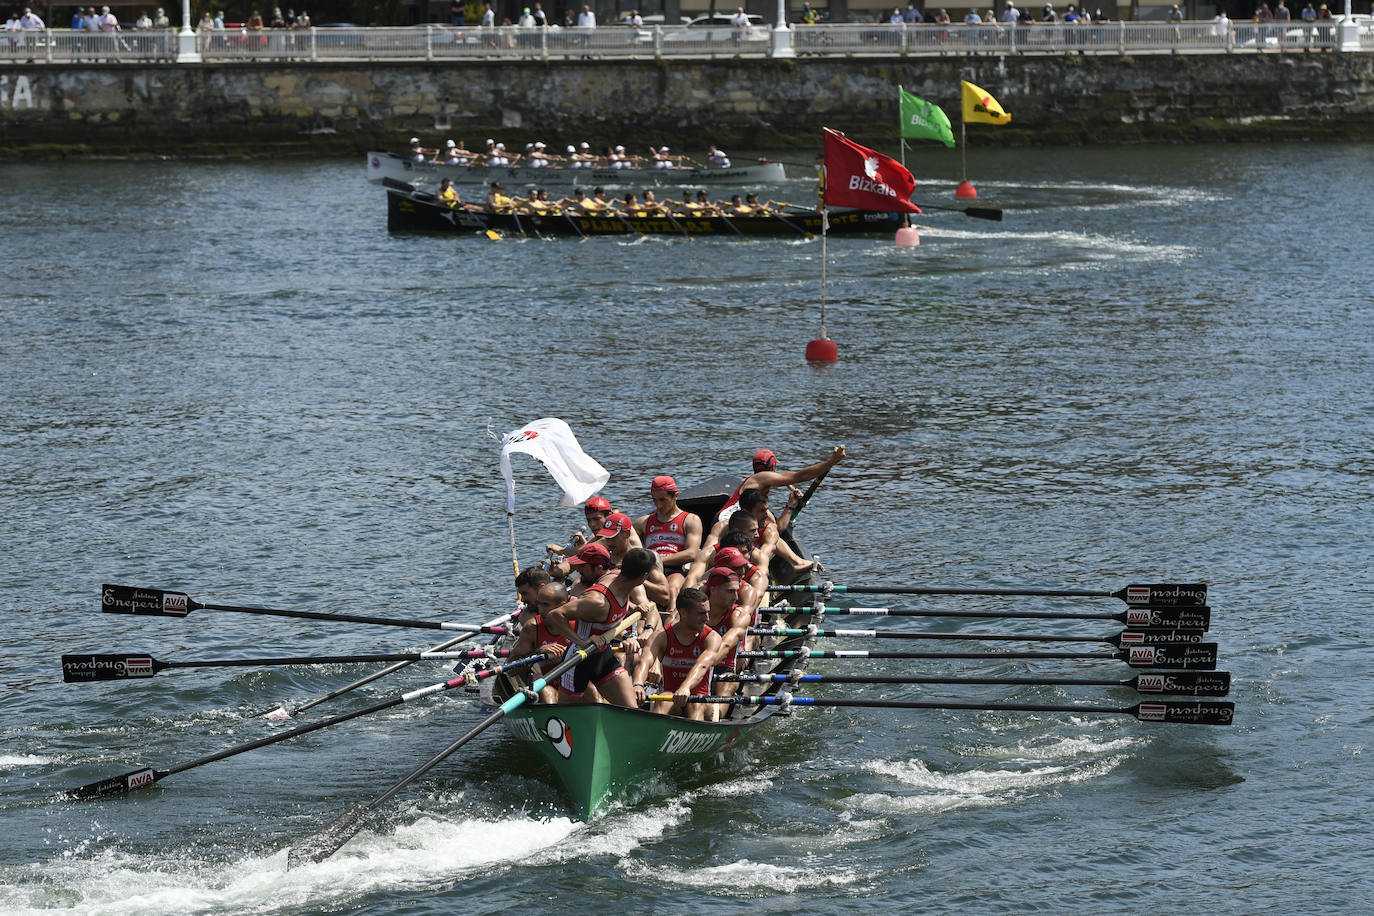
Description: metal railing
1,29,177,63
3,20,1370,65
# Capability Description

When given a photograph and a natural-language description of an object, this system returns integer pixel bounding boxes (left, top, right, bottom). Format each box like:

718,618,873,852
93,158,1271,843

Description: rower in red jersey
546,496,641,579
634,475,703,613
597,510,670,610
631,587,720,719
710,545,768,621
715,445,845,523
566,541,614,600
508,582,583,704
545,547,661,707
703,566,751,721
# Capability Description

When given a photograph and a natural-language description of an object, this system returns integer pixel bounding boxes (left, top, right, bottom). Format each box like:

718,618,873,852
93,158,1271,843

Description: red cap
753,448,778,471
596,512,633,538
706,567,740,588
584,496,612,512
650,475,678,493
714,547,748,569
568,542,612,567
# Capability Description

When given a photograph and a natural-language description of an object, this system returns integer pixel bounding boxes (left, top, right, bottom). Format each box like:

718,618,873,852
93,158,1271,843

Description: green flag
898,86,956,148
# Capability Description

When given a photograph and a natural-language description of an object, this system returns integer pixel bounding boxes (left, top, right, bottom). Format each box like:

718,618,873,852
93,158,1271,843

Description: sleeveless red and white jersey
709,603,743,671
576,581,632,640
643,509,689,558
660,625,714,696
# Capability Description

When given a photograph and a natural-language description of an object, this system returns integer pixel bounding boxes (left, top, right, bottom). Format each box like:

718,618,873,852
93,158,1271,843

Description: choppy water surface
2,143,1371,915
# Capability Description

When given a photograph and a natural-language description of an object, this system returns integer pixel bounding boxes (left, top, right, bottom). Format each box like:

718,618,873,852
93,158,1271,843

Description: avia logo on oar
62,654,154,681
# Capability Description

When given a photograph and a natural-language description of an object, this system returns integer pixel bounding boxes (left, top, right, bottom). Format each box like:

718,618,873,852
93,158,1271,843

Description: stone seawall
3,54,1373,156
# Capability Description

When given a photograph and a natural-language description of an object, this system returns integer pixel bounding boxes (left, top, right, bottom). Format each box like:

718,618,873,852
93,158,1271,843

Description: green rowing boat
496,474,821,819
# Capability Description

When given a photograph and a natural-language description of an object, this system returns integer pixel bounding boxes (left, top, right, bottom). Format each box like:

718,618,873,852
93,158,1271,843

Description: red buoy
955,181,978,199
805,337,839,362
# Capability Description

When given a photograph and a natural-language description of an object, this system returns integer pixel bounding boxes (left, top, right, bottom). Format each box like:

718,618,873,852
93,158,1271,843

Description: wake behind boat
367,151,787,187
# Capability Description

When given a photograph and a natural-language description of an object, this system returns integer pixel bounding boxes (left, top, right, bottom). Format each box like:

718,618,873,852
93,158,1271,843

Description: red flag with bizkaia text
821,127,921,214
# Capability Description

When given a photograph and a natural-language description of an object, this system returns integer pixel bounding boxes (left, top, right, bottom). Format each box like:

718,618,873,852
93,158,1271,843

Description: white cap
615,145,625,151
485,138,494,145
535,141,545,148
580,141,589,148
446,139,456,147
659,146,669,152
566,145,575,153
497,142,505,149
410,137,420,144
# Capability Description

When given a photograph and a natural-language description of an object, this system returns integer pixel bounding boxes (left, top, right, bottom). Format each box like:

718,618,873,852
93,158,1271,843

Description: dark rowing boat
384,183,905,238
494,474,822,819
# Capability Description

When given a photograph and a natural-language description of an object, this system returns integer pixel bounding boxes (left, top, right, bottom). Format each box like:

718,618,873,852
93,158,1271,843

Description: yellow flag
961,80,1011,125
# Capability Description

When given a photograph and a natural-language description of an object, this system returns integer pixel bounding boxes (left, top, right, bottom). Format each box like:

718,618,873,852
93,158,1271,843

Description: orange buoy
894,226,920,247
805,337,839,362
955,181,978,199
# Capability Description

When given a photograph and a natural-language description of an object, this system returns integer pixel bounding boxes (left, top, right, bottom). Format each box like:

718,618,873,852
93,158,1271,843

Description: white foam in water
0,754,55,768
0,812,589,915
624,857,864,894
847,754,1126,816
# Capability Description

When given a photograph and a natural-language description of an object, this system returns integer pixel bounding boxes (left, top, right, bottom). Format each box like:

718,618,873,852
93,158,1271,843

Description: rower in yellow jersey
437,178,461,208
485,182,514,212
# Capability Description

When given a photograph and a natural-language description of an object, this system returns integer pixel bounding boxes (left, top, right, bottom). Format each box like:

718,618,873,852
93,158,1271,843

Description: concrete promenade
3,53,1373,156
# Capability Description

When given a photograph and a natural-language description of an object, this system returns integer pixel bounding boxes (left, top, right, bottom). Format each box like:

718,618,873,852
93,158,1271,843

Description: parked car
665,12,768,42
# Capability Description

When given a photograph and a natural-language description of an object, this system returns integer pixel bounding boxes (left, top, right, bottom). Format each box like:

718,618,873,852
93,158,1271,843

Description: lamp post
772,0,794,56
177,0,202,61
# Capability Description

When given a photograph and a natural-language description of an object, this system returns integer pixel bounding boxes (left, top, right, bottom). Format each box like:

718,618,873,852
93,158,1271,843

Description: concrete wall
3,54,1373,156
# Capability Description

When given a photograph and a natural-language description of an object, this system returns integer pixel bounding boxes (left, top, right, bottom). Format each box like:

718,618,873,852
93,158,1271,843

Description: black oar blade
1124,605,1211,630
1118,583,1208,606
1123,643,1218,670
1113,628,1208,648
287,803,371,869
66,767,160,800
62,653,159,682
963,206,1003,221
102,583,194,617
1133,671,1231,697
1135,701,1234,726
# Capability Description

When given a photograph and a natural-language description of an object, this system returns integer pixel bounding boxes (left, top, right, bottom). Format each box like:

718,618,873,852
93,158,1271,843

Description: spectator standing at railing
269,7,285,27
154,7,168,25
888,6,902,21
1315,2,1332,48
577,4,595,26
1274,0,1291,20
801,2,820,23
295,9,309,27
135,10,151,27
213,10,224,27
1043,3,1059,21
247,9,264,29
197,10,213,29
18,0,42,55
5,12,21,56
533,2,547,25
72,7,85,28
1001,3,1019,21
903,2,922,22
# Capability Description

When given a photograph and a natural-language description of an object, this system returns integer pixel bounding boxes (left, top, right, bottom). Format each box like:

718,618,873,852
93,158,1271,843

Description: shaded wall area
3,54,1373,157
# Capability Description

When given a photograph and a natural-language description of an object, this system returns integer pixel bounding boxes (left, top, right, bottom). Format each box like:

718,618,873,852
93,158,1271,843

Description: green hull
502,702,775,819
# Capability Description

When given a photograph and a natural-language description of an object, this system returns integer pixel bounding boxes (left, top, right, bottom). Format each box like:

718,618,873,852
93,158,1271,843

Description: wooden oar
763,603,1210,631
748,626,1209,649
655,695,1235,726
717,669,1232,697
769,582,1209,607
738,643,1219,670
661,207,693,240
61,648,511,682
254,609,519,720
286,611,641,868
64,654,547,800
100,583,509,633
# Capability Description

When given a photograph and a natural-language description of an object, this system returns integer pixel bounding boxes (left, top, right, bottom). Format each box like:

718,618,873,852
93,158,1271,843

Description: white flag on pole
500,418,610,514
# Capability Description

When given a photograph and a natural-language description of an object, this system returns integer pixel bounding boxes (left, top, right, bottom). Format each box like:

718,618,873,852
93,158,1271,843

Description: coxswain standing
634,475,702,614
631,587,721,719
544,547,661,706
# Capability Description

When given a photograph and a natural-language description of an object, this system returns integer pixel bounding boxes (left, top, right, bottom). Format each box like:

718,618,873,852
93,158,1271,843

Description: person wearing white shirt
135,11,152,28
627,9,642,25
1001,4,1019,21
577,4,596,27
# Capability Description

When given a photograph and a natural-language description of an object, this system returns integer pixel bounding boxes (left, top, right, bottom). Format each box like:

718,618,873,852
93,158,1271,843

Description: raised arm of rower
751,445,846,490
